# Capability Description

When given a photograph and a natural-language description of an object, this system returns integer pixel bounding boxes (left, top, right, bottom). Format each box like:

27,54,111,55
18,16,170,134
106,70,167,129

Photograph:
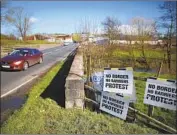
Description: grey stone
65,50,85,109
65,100,74,109
65,89,85,100
75,99,84,109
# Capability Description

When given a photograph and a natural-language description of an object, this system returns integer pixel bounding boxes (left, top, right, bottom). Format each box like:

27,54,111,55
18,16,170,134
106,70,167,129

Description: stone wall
65,47,84,109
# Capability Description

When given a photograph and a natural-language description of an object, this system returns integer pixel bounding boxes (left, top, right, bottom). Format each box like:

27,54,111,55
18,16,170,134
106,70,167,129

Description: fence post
147,59,163,123
86,55,91,85
107,59,109,68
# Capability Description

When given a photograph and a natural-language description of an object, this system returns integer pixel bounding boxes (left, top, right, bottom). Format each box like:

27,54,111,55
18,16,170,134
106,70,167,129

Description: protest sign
144,78,177,110
91,72,103,104
103,68,133,95
116,82,136,103
92,69,136,103
91,72,104,91
100,91,130,120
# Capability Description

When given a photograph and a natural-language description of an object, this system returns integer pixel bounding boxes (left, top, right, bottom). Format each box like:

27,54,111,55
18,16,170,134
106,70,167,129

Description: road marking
1,75,39,98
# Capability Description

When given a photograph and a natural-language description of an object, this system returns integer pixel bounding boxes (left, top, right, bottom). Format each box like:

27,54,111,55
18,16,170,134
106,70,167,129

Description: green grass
1,61,161,134
84,45,176,74
1,39,57,46
1,97,159,134
112,48,176,60
1,39,61,56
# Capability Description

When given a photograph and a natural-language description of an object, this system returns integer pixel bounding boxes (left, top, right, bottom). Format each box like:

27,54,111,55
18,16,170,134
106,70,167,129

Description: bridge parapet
65,47,84,109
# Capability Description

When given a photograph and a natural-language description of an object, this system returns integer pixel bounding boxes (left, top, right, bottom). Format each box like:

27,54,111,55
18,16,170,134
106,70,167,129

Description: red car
1,48,43,71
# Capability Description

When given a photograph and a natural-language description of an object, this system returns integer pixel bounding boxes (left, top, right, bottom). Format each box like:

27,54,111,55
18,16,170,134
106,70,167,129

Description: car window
34,49,39,54
29,50,35,55
9,50,21,56
22,50,29,56
9,49,28,56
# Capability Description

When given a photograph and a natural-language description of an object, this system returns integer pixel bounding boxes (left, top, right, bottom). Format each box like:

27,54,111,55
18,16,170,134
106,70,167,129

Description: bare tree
80,17,99,41
122,24,137,67
158,2,176,72
102,16,121,45
122,25,132,45
5,7,32,41
131,17,157,69
1,0,9,25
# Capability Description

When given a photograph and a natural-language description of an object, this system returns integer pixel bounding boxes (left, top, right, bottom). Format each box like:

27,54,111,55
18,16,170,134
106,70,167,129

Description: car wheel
23,62,28,71
39,57,43,64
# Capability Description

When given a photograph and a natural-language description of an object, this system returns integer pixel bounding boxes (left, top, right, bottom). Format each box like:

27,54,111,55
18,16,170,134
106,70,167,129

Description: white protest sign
116,82,136,103
103,68,133,95
91,72,103,104
91,72,104,91
92,70,136,103
144,78,177,111
100,91,130,120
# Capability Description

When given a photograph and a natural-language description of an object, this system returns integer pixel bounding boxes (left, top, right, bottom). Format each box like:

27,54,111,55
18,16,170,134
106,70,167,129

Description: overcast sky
1,1,166,35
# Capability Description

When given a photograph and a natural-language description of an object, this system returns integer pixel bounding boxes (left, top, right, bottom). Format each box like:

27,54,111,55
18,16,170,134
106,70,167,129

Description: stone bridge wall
65,47,84,109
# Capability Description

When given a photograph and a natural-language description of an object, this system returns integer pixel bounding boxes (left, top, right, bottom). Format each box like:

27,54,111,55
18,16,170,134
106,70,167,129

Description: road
1,43,77,98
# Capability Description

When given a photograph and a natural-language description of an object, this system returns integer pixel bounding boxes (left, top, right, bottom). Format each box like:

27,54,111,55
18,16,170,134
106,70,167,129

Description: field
82,44,176,74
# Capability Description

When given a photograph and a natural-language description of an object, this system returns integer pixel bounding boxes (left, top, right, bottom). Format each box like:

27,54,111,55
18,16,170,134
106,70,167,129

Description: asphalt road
1,43,77,98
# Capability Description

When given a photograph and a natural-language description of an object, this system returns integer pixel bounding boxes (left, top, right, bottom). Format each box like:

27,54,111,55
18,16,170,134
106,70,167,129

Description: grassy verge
1,61,160,134
1,39,59,46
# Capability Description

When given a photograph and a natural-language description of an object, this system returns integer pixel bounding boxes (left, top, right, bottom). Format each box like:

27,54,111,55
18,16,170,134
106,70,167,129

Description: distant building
110,40,164,45
26,35,37,41
19,33,75,43
88,35,94,42
55,35,72,43
18,37,23,40
45,37,56,42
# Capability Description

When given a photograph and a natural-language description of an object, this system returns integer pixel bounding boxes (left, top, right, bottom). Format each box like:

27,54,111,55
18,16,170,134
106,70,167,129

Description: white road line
1,75,38,98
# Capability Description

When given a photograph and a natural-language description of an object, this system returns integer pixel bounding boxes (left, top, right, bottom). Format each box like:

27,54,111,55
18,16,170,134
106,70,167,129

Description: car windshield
9,49,29,56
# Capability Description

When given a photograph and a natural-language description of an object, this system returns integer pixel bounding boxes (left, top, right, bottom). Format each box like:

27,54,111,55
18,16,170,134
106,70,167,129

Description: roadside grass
1,61,161,134
1,97,159,134
1,62,64,133
1,39,57,46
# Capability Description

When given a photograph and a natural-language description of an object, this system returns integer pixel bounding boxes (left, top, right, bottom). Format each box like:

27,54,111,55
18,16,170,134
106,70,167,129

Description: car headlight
14,61,22,65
